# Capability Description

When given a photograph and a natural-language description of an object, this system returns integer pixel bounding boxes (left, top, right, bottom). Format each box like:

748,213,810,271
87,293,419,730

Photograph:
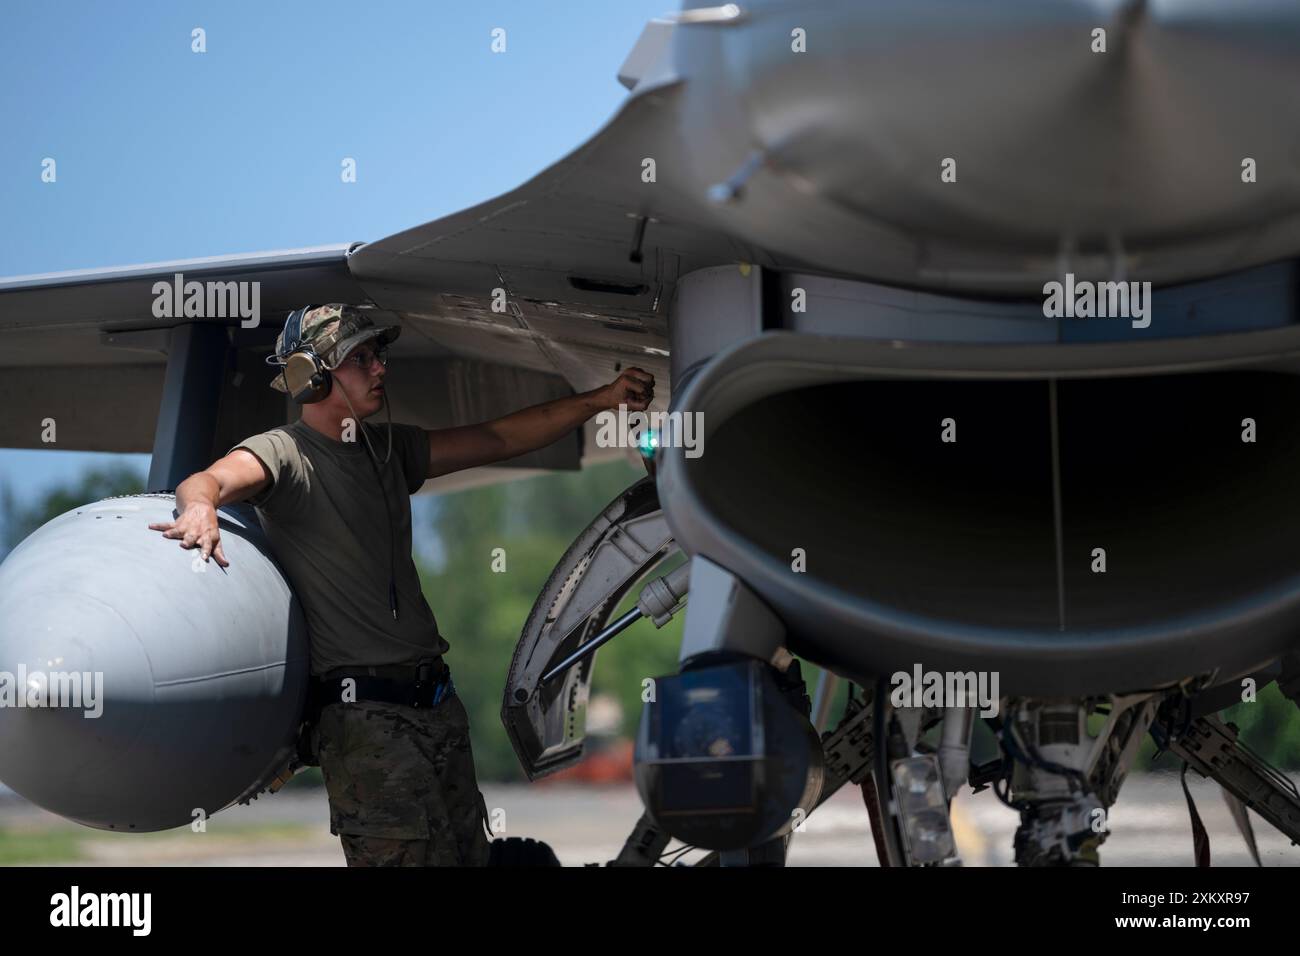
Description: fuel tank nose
0,495,308,831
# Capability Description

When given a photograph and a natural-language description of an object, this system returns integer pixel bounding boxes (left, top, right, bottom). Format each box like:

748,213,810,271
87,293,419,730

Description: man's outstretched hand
602,367,655,412
149,503,229,568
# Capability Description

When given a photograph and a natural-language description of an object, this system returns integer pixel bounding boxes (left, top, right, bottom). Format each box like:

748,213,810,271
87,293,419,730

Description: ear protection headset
277,305,334,404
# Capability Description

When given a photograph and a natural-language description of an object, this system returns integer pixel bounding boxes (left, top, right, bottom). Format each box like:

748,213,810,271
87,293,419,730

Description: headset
270,305,393,464
276,305,334,404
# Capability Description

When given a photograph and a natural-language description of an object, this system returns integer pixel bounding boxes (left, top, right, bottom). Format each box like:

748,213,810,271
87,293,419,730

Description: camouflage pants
314,693,492,867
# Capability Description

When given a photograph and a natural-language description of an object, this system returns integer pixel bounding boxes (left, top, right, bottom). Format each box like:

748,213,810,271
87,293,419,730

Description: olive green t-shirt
232,419,449,676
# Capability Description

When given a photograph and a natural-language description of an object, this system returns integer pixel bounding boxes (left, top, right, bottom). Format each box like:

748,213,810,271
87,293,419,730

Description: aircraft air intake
658,335,1300,696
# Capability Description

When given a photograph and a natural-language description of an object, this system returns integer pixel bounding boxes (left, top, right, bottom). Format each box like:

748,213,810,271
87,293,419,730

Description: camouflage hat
268,304,401,392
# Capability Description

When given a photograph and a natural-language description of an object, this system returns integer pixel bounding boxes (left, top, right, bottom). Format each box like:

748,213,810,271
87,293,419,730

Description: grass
0,827,84,864
0,821,317,865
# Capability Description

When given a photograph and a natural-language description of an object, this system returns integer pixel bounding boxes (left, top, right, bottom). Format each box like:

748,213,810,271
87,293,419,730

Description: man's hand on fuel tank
149,502,230,568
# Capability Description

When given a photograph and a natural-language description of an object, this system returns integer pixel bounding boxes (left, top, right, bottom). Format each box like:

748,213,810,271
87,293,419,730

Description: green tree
0,464,145,559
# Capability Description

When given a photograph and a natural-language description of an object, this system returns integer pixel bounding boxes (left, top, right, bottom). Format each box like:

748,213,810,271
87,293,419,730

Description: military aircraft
4,0,1300,866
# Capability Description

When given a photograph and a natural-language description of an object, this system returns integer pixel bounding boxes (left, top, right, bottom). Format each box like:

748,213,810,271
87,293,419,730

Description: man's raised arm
426,367,655,480
147,449,272,567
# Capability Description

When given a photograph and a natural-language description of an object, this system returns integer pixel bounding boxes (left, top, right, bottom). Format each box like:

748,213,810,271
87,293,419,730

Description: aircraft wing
0,246,366,457
0,24,765,476
343,61,760,393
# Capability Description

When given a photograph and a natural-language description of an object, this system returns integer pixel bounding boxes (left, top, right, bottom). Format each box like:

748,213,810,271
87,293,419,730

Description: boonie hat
269,304,401,393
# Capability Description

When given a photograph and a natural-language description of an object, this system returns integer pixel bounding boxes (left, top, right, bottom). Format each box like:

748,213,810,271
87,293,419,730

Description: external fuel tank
0,494,308,831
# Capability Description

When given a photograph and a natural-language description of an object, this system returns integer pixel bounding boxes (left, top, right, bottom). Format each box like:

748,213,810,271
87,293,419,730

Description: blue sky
0,0,670,515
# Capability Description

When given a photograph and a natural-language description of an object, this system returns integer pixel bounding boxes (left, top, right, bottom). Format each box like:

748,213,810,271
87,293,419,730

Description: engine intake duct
658,333,1300,696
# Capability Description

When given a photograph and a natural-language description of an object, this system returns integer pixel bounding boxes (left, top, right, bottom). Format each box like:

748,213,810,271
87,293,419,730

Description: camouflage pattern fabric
313,693,491,867
269,303,401,392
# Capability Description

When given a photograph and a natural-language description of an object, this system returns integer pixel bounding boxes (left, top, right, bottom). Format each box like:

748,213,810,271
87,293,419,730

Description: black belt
321,660,448,682
310,661,453,713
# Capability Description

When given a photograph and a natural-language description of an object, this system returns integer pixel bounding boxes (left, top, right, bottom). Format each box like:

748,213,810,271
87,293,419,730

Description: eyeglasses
342,345,388,370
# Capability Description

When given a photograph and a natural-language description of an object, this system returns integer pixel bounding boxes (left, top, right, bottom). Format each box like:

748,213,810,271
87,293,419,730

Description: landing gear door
503,477,676,780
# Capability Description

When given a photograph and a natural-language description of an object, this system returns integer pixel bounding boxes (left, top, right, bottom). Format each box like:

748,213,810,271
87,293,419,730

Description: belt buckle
412,662,434,709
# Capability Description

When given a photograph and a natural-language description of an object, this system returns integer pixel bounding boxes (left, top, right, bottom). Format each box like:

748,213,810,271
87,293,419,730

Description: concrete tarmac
0,771,1294,866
